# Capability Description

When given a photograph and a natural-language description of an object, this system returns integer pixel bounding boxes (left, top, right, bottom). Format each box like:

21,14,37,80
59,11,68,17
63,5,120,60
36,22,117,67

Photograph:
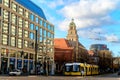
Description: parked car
118,70,120,75
9,69,22,76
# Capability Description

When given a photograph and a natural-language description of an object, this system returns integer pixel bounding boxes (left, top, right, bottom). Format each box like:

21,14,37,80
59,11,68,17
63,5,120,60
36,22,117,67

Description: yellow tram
64,62,99,76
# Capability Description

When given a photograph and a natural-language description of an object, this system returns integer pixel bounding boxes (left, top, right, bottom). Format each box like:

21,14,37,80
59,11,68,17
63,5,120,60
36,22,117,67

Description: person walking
81,69,84,77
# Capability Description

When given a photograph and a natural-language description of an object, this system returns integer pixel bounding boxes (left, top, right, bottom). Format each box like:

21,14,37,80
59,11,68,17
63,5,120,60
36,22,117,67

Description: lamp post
45,56,48,76
35,30,38,75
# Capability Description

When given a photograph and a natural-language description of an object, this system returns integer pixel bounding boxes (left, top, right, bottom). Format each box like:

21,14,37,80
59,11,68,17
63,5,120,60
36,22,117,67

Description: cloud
58,0,120,31
78,28,106,40
31,0,80,9
60,0,119,18
78,28,120,43
105,34,120,43
48,0,64,9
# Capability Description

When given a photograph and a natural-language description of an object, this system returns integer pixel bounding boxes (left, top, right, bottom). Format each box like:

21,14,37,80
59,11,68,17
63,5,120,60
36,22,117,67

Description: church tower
66,19,79,62
66,19,78,42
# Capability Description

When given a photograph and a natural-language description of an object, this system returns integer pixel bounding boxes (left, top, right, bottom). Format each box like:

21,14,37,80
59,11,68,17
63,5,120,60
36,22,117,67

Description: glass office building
90,44,109,51
0,0,54,74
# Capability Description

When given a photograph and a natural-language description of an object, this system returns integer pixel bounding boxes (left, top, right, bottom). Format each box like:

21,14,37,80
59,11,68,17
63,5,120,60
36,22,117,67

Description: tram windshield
65,65,72,72
73,65,79,72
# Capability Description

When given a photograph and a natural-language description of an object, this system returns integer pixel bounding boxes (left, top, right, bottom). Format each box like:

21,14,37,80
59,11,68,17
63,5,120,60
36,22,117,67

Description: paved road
0,73,120,80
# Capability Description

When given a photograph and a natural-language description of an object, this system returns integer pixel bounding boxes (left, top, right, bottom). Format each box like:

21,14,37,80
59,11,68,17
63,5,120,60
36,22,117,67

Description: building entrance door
1,57,8,74
9,58,15,71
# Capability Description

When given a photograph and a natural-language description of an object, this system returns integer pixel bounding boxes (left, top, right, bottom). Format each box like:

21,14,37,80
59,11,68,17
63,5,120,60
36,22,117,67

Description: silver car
9,69,22,76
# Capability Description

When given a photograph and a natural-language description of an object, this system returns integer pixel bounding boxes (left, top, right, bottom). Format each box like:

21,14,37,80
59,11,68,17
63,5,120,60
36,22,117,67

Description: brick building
54,38,73,73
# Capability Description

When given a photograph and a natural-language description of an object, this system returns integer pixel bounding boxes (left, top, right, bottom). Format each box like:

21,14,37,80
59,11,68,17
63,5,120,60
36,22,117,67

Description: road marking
28,76,36,77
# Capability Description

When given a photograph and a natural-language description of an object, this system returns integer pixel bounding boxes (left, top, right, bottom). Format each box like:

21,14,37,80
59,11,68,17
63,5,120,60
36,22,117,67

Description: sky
30,0,120,57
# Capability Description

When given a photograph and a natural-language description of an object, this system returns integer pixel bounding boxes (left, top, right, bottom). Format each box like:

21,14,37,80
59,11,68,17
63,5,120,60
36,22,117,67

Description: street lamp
35,30,38,75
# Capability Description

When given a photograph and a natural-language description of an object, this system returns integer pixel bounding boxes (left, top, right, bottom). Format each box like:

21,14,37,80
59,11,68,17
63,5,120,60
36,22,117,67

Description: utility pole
35,30,38,75
118,57,119,70
111,58,114,73
103,53,105,71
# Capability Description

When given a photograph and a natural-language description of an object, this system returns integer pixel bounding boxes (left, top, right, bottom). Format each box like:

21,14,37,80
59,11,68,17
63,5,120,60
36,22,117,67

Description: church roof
54,38,73,49
67,40,86,49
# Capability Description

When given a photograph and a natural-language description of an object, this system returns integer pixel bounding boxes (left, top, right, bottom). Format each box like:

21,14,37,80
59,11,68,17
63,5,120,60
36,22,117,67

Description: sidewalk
96,72,119,78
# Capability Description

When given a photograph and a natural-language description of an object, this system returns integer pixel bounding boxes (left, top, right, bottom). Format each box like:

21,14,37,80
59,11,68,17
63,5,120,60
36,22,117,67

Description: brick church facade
54,19,88,74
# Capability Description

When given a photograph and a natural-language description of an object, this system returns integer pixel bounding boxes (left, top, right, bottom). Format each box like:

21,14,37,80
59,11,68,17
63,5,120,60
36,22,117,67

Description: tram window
65,66,72,72
73,65,79,72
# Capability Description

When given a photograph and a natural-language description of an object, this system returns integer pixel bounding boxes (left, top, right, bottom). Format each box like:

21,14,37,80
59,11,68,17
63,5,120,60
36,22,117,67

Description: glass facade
0,0,54,74
90,44,108,51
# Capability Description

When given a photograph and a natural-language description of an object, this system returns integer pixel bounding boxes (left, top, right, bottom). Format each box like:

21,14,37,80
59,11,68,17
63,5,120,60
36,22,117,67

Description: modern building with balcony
0,0,54,74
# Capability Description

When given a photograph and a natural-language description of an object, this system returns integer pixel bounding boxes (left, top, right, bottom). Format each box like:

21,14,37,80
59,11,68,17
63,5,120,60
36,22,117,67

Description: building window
43,30,46,37
30,23,34,30
30,53,33,59
48,32,50,38
51,26,54,32
19,7,23,15
11,13,17,25
24,30,28,38
18,28,22,38
3,9,9,22
36,26,38,30
50,40,53,45
9,50,16,57
30,13,34,21
25,21,28,28
43,47,46,53
18,17,23,28
2,34,8,45
11,37,15,47
30,32,34,39
44,22,46,28
2,22,8,33
18,39,22,48
48,25,50,30
17,52,22,58
39,19,42,26
39,37,42,42
51,48,53,52
40,28,42,36
25,11,29,18
24,40,28,48
24,52,28,59
11,2,17,12
1,48,8,57
35,17,38,23
51,34,54,38
11,25,16,35
3,0,9,7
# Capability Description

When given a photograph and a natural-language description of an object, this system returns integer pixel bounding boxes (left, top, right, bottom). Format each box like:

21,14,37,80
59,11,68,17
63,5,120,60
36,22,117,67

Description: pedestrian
81,69,84,77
